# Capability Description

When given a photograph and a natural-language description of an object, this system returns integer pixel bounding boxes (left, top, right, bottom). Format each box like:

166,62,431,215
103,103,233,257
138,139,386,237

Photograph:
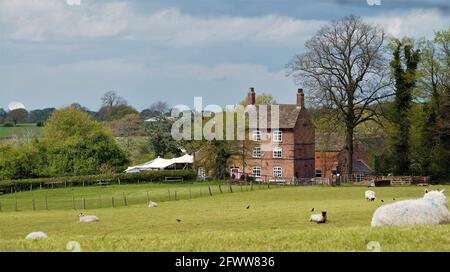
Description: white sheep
309,211,327,224
25,231,48,240
365,190,376,201
371,189,450,227
148,201,158,208
78,213,99,223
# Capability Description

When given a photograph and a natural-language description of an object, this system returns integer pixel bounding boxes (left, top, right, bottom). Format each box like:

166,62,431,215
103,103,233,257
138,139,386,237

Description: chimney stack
247,87,256,105
297,88,305,108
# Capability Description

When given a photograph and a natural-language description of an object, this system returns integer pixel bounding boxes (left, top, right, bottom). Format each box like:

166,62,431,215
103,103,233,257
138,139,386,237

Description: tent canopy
125,154,193,173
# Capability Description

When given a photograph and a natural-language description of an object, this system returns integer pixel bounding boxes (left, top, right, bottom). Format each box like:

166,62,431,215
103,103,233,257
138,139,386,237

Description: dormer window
273,130,282,142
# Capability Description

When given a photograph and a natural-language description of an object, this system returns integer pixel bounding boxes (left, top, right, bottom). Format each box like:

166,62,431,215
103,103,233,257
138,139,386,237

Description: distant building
314,133,375,178
226,88,315,183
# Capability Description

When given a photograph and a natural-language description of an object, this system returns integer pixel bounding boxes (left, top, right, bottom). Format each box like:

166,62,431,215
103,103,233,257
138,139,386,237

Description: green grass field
0,184,449,252
0,124,42,139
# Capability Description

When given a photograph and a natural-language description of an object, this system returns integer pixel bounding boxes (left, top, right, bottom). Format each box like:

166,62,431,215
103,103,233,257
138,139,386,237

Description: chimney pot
297,88,305,108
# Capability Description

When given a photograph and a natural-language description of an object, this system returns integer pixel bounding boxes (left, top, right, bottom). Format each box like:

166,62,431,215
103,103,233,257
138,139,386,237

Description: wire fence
0,183,277,213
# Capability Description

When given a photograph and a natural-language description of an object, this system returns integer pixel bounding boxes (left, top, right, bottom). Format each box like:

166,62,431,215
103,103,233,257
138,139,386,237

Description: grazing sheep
25,231,48,240
78,213,99,223
371,190,450,227
365,190,376,201
148,201,158,208
309,211,327,224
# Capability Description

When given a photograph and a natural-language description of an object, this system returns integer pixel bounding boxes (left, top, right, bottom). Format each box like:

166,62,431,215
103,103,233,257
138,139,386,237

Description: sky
0,0,449,111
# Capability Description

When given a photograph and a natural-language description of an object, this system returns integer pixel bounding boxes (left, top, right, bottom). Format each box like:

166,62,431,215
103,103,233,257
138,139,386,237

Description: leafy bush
3,123,13,127
0,170,197,193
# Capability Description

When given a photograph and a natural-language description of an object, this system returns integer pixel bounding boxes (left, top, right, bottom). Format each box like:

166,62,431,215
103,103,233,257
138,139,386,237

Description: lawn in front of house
0,185,449,252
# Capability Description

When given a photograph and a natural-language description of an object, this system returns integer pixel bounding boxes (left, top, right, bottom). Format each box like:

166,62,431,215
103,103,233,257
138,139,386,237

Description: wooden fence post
219,184,223,194
45,195,48,210
168,189,171,200
250,182,254,191
146,191,150,203
174,191,177,201
83,197,86,210
32,199,36,211
123,193,127,206
208,186,212,196
240,184,243,192
229,185,233,193
15,197,18,212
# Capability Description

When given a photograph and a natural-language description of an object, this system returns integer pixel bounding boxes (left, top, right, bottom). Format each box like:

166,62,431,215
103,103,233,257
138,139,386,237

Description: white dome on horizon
7,101,26,111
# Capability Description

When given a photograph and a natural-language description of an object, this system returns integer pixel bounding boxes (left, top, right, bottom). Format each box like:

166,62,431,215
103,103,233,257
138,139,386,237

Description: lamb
25,231,48,240
365,190,376,201
309,211,327,224
148,201,158,208
371,189,450,227
78,213,99,223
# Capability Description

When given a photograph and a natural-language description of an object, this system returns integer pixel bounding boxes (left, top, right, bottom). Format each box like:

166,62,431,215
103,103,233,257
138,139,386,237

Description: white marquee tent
125,154,193,173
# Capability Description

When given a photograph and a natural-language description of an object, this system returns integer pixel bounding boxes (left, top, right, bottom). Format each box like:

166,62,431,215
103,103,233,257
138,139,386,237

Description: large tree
146,116,180,158
0,108,6,123
7,108,28,126
389,38,420,175
109,113,145,152
141,101,170,119
287,15,390,175
40,107,129,176
28,108,56,124
99,91,138,121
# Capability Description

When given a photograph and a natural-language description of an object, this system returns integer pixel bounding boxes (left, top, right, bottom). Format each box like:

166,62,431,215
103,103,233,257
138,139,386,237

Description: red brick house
314,133,373,179
228,88,315,183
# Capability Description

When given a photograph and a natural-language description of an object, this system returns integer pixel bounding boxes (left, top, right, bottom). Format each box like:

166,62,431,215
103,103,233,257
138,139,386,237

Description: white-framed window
273,147,282,158
315,169,322,178
273,167,282,177
252,130,261,141
252,166,261,178
253,147,262,158
273,130,282,142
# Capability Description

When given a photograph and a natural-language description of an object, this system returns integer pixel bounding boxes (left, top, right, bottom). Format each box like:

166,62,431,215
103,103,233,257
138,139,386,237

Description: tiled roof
247,104,303,129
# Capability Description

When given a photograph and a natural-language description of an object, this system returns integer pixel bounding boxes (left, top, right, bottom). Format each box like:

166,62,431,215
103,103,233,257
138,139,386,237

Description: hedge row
0,170,197,193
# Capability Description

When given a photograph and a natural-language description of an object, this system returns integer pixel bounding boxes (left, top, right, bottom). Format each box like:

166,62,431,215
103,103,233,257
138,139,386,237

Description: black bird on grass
246,205,250,209
177,219,182,222
381,200,384,203
393,198,396,201
311,208,315,212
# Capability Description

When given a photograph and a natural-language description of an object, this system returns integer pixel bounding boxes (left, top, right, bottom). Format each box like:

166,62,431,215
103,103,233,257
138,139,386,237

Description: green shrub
0,170,197,193
3,123,13,127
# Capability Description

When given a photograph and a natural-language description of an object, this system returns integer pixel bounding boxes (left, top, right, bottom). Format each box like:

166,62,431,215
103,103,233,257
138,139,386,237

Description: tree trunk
346,125,354,176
